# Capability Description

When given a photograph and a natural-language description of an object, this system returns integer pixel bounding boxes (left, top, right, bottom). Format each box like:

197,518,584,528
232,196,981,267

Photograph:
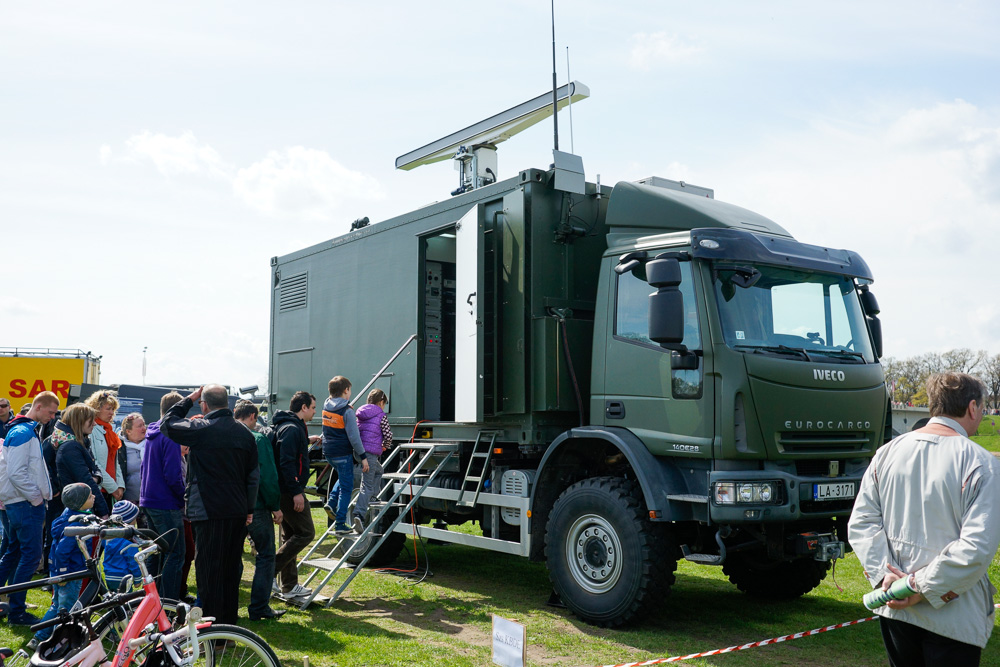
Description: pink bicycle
3,523,280,667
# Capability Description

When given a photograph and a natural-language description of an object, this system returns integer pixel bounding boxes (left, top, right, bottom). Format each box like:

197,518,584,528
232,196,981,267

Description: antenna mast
551,0,559,151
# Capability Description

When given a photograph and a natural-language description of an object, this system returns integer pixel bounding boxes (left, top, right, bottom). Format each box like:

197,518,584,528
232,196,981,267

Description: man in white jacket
849,372,1000,666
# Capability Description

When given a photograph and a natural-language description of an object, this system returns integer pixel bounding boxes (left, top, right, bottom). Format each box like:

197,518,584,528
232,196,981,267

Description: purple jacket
355,404,387,455
139,420,185,510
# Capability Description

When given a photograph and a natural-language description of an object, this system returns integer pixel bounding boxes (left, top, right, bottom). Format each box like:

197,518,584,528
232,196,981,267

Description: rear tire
723,554,830,599
545,477,675,627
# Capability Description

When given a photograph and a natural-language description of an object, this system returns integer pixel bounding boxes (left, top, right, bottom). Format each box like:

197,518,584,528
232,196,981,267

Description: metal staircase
289,441,457,609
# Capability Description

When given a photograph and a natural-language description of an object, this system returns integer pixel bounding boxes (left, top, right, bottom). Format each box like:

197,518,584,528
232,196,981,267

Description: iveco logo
814,369,846,382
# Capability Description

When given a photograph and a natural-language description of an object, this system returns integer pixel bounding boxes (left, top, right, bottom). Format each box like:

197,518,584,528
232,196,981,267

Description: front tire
545,477,675,627
723,553,830,599
184,624,281,666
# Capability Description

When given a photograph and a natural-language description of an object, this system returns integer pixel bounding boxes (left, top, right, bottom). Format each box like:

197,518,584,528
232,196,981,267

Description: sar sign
0,356,98,409
492,615,526,667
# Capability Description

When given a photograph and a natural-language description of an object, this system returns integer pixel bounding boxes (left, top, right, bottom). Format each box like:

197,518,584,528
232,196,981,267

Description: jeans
142,508,186,602
0,501,45,618
0,510,10,586
33,579,82,641
353,453,383,520
326,455,356,525
247,508,276,615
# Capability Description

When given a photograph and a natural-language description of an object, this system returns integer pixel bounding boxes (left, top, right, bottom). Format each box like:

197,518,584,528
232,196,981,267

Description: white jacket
0,419,53,506
848,420,1000,648
89,422,125,495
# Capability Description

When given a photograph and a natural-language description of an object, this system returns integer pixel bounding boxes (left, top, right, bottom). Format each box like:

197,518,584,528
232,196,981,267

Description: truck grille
778,431,870,453
795,459,844,477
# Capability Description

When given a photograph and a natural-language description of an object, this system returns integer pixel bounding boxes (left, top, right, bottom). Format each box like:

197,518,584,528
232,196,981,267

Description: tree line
883,349,1000,409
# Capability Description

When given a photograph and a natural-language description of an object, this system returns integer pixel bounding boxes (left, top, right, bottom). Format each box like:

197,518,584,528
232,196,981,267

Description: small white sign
492,614,526,667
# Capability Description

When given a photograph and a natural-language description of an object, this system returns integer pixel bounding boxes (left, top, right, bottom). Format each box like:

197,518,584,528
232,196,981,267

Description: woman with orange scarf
84,390,125,505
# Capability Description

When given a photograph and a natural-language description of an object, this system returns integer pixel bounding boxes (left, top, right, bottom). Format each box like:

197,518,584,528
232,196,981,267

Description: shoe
334,523,352,535
248,608,286,621
286,584,312,598
8,612,40,626
271,580,281,595
26,638,39,651
352,516,365,534
323,503,336,521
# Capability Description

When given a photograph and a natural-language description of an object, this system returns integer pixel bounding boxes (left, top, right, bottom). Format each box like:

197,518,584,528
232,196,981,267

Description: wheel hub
565,514,623,594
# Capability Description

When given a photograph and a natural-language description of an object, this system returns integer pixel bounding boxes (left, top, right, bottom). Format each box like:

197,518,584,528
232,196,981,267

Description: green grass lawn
5,508,997,666
974,415,1000,453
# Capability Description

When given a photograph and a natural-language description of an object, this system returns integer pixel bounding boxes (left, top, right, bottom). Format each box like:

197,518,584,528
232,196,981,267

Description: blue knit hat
112,500,140,524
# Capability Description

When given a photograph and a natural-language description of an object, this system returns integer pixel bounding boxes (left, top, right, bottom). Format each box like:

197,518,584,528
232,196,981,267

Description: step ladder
289,441,457,609
455,430,499,508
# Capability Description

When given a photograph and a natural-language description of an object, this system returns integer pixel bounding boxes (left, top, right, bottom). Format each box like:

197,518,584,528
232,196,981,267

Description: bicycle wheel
184,625,280,666
93,597,180,663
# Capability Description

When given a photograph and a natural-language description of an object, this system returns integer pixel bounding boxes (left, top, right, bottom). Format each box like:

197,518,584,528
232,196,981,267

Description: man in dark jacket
140,391,187,601
272,391,319,602
162,385,259,626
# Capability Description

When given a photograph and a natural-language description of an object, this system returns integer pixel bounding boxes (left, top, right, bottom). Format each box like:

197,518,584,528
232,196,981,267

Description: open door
454,205,484,423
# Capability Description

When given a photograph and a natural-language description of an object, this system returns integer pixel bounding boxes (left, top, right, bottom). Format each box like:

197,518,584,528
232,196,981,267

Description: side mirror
867,316,883,359
858,286,880,316
647,257,685,348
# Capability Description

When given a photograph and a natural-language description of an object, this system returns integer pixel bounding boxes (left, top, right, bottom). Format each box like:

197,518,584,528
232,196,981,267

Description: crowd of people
0,374,392,629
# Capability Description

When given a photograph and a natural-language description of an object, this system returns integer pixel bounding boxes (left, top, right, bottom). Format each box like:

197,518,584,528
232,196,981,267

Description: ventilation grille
279,272,308,312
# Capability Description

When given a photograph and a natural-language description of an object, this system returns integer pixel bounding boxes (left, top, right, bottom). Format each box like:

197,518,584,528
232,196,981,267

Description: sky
2,1,998,391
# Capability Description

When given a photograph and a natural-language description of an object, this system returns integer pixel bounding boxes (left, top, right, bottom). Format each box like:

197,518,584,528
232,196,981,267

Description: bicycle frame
107,542,188,667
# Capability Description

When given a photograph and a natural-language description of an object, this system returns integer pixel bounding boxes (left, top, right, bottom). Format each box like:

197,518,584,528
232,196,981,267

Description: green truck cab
268,166,887,626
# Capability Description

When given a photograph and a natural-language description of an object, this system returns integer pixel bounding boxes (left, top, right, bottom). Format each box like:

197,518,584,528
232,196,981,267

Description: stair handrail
349,333,418,407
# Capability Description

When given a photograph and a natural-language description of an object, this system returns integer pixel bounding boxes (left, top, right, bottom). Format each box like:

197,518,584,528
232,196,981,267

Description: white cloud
887,99,1000,202
233,146,384,220
99,144,112,165
124,130,232,179
628,31,702,70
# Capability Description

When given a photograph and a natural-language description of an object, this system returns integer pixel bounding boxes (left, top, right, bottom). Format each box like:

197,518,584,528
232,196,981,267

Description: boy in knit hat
30,483,95,646
103,500,143,592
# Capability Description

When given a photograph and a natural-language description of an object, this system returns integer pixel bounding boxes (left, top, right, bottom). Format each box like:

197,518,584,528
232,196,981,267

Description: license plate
813,482,855,501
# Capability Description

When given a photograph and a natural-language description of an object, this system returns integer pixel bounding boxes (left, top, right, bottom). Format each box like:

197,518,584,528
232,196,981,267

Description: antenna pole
551,0,559,151
566,46,574,154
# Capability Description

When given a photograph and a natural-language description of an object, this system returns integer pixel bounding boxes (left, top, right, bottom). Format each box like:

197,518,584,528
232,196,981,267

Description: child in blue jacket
102,500,143,591
31,483,95,646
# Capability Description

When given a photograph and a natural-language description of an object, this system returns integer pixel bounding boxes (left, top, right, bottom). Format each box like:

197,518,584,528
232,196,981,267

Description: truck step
382,472,431,481
680,543,725,565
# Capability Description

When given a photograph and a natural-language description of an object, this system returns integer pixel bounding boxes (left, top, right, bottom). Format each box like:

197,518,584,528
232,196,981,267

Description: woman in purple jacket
351,389,392,530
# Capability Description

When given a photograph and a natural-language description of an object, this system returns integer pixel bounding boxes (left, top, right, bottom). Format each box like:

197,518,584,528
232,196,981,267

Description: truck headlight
713,481,781,505
714,482,735,504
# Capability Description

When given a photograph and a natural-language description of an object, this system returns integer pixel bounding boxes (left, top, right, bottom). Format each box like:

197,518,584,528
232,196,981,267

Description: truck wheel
723,554,830,599
545,477,675,627
345,513,407,567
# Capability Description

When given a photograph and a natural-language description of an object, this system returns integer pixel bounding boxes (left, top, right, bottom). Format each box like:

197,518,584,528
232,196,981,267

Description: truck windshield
713,265,875,363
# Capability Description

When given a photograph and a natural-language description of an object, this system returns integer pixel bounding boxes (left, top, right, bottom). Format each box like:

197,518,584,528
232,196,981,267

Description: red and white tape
599,604,1000,667
598,616,878,667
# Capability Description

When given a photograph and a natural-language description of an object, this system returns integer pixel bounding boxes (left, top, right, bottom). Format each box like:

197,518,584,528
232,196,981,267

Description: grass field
4,508,998,666
973,415,1000,452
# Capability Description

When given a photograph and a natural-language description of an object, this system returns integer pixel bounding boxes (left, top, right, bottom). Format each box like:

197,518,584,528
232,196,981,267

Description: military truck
268,84,888,626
